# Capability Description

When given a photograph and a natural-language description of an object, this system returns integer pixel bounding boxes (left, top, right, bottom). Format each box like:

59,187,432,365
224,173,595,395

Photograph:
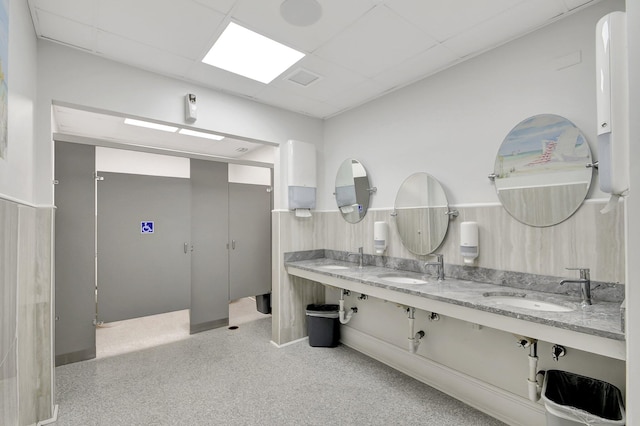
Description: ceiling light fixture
280,0,322,27
178,128,225,140
124,118,178,133
202,22,305,84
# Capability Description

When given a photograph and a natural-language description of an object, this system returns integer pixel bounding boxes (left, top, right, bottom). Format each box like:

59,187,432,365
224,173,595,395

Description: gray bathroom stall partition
96,172,191,323
54,142,96,366
189,159,230,333
229,182,272,301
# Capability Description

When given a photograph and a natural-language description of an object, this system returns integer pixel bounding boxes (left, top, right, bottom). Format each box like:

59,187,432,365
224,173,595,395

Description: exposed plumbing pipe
407,307,425,353
339,289,357,324
515,335,543,402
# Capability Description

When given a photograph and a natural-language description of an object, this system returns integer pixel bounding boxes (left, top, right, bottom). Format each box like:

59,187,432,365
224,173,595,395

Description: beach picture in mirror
493,114,593,227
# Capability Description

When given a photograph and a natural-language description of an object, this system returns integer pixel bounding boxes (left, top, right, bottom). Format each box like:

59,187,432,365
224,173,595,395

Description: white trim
0,192,37,207
36,404,58,426
341,326,546,426
270,336,308,348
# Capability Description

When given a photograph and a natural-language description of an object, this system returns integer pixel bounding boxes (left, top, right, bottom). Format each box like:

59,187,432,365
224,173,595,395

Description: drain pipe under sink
407,307,425,354
516,335,543,402
339,289,357,324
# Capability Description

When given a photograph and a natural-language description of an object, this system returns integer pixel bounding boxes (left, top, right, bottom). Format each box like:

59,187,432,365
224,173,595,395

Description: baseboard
341,326,546,426
55,348,96,366
190,318,228,334
36,404,58,425
271,336,308,348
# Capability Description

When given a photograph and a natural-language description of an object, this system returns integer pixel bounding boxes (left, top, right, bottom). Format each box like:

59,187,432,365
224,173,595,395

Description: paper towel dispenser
596,11,628,198
286,140,316,217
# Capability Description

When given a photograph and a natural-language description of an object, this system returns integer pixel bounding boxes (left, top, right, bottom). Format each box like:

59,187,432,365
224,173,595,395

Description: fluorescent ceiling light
124,118,178,133
178,128,225,140
202,22,305,84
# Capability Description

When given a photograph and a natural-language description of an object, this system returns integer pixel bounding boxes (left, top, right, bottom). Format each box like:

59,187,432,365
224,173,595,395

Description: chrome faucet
560,268,592,306
348,247,364,268
425,254,445,281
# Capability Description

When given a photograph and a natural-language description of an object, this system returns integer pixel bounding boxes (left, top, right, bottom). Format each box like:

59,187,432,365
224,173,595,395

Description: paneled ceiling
29,0,599,119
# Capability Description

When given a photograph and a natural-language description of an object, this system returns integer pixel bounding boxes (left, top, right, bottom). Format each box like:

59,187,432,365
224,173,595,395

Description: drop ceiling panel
231,0,376,52
96,31,196,77
443,0,566,58
36,10,96,51
324,78,389,113
191,0,238,15
253,84,332,116
314,5,438,78
186,62,267,98
383,0,522,41
562,0,597,11
373,44,461,90
29,0,97,27
97,0,226,59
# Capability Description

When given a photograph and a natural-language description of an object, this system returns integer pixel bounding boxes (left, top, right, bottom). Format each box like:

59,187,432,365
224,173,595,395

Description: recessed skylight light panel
202,22,305,84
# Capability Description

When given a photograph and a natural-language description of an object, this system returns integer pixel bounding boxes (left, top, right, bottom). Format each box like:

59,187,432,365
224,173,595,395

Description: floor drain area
228,325,239,330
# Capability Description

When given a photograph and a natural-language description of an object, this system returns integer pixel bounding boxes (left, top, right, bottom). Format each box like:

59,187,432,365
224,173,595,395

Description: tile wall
0,199,54,425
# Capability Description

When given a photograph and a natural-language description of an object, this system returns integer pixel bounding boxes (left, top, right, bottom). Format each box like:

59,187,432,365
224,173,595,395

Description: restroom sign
141,221,154,234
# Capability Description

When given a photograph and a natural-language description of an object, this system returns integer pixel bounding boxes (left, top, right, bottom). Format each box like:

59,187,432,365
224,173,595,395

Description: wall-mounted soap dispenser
286,140,316,217
460,221,478,264
596,11,629,212
374,221,388,254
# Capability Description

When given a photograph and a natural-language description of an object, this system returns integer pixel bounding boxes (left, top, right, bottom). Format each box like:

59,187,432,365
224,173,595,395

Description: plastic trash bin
255,293,271,314
541,370,625,425
306,304,340,347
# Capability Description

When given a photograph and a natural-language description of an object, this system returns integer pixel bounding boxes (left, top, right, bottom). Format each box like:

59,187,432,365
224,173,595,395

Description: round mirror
334,159,372,223
394,172,451,255
493,114,593,227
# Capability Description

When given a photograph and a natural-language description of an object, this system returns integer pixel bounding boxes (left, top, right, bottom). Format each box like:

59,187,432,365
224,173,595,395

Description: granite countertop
285,257,625,342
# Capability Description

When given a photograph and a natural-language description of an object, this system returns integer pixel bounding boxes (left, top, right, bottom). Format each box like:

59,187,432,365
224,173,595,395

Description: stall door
54,142,96,365
229,183,272,300
97,172,191,322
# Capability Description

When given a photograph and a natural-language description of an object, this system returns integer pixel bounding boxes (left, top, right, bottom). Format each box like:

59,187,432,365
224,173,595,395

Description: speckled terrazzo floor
55,318,506,426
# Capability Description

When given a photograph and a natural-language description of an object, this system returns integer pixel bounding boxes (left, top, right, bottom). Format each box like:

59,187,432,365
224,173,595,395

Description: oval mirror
493,114,593,227
394,172,451,255
334,159,372,223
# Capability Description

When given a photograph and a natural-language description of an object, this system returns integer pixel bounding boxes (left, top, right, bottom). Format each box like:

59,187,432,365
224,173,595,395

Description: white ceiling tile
384,0,522,41
191,0,238,15
269,54,368,103
231,0,375,53
97,0,226,59
253,84,332,116
324,78,389,113
562,0,597,11
31,0,97,26
443,0,566,58
36,10,96,51
373,44,460,90
96,31,195,77
314,5,438,78
186,62,266,98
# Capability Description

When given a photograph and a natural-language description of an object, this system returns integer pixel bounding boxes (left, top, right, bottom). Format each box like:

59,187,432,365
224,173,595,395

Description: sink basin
378,274,429,285
319,265,350,270
483,294,574,312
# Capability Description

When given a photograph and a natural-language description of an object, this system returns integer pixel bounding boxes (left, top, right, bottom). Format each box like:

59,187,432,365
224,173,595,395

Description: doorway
54,143,274,364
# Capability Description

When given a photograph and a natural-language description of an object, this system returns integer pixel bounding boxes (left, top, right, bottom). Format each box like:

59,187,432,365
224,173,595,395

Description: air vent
235,147,249,153
285,68,321,87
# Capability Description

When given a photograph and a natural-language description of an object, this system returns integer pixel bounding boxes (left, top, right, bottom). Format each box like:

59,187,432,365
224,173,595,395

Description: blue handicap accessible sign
141,221,154,234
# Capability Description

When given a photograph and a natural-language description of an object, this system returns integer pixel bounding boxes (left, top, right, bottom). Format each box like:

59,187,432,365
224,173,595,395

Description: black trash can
255,293,271,314
541,370,625,425
306,304,340,347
